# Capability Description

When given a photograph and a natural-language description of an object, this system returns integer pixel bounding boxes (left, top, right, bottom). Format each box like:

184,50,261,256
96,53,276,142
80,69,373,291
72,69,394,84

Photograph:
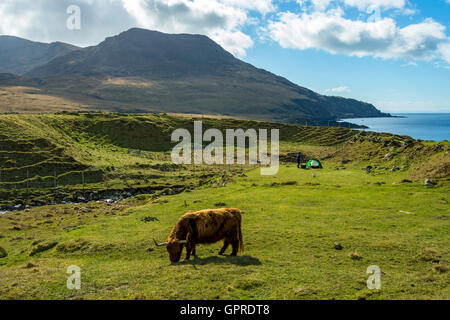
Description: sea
341,113,450,142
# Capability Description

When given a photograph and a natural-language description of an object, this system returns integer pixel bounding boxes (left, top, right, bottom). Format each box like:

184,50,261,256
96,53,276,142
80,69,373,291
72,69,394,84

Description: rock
349,252,362,261
0,246,7,258
433,265,449,273
214,202,227,207
341,159,351,164
406,141,414,147
425,179,436,187
141,216,159,223
384,153,392,159
335,167,346,170
334,242,343,250
399,179,412,183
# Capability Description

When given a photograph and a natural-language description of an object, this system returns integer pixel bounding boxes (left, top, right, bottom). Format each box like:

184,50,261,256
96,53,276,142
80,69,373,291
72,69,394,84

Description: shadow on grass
175,255,262,267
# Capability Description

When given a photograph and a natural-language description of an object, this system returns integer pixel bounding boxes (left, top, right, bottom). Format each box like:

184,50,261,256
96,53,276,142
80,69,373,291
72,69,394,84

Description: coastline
341,113,450,141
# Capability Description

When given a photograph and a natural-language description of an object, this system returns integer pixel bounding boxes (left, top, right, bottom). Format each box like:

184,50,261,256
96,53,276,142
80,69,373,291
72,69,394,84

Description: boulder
214,202,227,207
0,246,8,258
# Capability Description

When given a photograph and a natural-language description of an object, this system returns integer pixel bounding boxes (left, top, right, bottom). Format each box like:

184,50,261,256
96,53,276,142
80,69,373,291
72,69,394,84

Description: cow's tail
238,214,244,253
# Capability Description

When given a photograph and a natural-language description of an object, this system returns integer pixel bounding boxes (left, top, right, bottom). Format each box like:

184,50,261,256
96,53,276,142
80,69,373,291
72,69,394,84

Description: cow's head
153,238,186,263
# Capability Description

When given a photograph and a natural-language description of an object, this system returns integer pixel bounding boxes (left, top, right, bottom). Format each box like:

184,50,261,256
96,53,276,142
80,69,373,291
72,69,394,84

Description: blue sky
241,0,450,113
0,0,449,113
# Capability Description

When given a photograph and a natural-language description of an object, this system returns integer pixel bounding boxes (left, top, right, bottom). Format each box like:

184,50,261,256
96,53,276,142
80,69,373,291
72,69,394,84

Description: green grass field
0,163,448,300
0,112,448,300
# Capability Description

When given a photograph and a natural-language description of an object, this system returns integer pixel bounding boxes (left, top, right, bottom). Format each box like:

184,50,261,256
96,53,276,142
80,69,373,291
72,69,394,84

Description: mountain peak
0,35,79,75
27,28,239,78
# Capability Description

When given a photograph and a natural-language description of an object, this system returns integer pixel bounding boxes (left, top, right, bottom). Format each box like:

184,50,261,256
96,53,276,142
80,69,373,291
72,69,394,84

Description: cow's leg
219,240,230,255
230,239,239,256
191,245,197,258
185,244,192,260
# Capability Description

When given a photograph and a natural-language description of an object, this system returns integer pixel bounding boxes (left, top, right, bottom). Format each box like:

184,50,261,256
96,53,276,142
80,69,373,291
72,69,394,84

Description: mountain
0,73,45,86
5,29,389,122
0,36,79,75
26,28,239,78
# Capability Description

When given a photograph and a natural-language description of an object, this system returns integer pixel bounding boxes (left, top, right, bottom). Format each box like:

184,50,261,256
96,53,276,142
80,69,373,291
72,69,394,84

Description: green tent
306,159,323,169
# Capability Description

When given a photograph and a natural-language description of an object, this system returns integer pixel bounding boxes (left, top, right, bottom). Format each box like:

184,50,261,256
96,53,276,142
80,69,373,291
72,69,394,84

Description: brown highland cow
154,208,244,262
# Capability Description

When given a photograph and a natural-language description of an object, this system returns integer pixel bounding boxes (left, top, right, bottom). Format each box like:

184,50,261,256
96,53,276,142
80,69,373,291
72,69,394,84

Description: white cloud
0,0,138,47
120,0,259,56
0,0,271,57
304,0,406,11
400,61,417,67
221,0,275,15
438,43,450,64
340,0,405,11
209,29,254,57
325,86,351,93
269,9,450,63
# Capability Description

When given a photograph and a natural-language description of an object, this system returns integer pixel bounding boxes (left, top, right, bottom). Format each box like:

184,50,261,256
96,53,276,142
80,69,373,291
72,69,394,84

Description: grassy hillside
0,112,448,300
0,112,447,208
0,164,448,299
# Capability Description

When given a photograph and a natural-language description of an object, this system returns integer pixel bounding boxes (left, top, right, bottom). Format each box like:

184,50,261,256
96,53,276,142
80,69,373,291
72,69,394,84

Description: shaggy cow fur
162,208,244,262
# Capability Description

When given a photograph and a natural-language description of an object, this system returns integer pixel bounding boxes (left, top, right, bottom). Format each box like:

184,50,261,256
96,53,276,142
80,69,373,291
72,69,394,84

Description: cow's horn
153,238,168,247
